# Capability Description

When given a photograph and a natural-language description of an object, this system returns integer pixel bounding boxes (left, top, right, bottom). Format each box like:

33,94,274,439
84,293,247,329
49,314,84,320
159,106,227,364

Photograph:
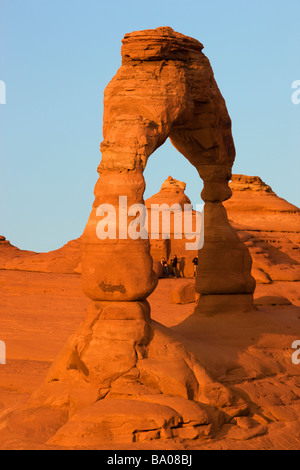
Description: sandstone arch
9,28,258,447
81,26,255,305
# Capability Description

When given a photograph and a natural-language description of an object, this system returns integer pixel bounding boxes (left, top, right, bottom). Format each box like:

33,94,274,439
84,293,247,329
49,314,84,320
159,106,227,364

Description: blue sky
0,0,299,252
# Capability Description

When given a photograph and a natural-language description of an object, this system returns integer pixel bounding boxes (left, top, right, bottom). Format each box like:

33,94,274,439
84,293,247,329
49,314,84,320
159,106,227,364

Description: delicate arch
81,27,255,305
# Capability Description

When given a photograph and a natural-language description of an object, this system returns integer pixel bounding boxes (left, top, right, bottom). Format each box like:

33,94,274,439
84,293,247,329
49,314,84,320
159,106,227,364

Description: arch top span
99,27,235,203
82,27,255,305
121,26,204,61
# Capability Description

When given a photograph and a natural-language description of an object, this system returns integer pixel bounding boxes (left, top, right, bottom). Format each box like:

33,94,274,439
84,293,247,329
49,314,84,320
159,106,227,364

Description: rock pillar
194,165,256,314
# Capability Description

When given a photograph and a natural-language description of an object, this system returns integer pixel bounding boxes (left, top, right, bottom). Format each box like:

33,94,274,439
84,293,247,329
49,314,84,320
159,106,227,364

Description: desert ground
0,173,299,450
0,271,300,449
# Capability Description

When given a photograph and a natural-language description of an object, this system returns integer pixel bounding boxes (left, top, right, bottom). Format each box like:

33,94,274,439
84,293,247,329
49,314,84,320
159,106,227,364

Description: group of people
160,255,178,278
160,255,198,278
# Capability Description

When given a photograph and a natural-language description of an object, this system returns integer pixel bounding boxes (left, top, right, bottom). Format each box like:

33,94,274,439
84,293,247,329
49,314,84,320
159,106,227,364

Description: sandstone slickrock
254,296,292,306
224,175,300,285
0,236,81,274
171,280,196,304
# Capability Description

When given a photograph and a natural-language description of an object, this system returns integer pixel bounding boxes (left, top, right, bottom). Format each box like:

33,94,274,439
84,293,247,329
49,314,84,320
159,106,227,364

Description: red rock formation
224,175,300,284
146,175,191,208
0,236,81,274
13,27,254,447
81,26,255,306
0,28,300,450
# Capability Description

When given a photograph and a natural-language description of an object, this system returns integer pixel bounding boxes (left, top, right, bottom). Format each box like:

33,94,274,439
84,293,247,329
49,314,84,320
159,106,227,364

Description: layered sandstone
224,175,300,286
146,175,191,208
0,27,257,447
82,26,255,304
0,236,81,274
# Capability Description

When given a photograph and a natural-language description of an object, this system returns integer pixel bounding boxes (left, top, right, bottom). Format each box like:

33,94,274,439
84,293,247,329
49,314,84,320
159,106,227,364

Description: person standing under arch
171,254,178,278
192,255,198,278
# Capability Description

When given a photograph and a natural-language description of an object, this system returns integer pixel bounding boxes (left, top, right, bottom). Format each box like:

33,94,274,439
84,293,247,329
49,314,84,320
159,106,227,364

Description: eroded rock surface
0,28,263,447
0,236,81,274
224,175,300,297
81,26,254,305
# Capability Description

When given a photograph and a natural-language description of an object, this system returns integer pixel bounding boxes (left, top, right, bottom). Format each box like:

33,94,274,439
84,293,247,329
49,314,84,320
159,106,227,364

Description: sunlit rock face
81,26,255,304
224,174,300,283
0,28,263,448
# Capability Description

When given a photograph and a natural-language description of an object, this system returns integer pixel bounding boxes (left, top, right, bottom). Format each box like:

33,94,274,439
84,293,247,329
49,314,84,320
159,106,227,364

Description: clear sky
0,0,299,252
